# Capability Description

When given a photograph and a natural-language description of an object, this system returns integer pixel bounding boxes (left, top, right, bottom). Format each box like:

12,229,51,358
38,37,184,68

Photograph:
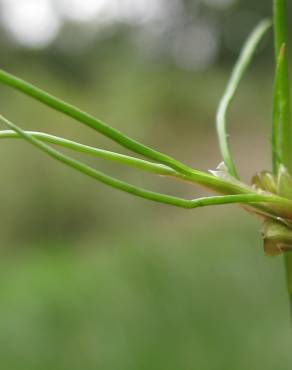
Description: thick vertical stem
273,0,292,172
273,0,292,316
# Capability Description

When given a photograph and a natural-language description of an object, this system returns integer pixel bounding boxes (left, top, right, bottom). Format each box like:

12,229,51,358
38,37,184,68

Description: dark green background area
0,1,291,369
1,222,291,369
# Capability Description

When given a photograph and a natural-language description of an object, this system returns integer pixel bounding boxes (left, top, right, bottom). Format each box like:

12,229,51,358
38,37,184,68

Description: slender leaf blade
0,114,288,210
0,130,178,177
0,69,247,195
0,68,205,179
216,19,271,179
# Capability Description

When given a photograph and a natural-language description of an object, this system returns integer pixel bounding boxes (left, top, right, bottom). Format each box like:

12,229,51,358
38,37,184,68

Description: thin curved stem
0,114,290,211
0,69,191,174
0,69,249,196
0,130,257,196
1,129,291,218
0,130,179,177
216,19,271,179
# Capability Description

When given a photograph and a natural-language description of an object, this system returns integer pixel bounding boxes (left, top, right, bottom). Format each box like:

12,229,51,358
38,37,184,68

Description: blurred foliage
0,0,278,244
0,1,291,368
0,222,292,370
1,0,292,73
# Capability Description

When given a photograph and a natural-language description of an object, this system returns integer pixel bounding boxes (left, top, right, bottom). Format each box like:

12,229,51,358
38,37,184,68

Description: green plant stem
272,44,286,173
0,69,250,196
0,130,179,177
0,69,194,174
273,0,292,319
273,0,292,173
217,19,271,179
1,114,290,211
1,128,292,218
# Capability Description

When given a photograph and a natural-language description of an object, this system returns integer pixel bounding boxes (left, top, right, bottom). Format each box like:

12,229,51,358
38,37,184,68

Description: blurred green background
0,0,292,369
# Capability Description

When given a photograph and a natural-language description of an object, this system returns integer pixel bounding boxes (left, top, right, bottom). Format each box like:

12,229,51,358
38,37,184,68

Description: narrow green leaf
0,68,211,181
0,132,250,198
0,69,248,195
216,19,271,179
0,114,288,210
0,130,179,177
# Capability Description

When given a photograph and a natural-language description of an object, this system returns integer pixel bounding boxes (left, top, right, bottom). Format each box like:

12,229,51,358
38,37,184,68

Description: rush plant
0,1,292,318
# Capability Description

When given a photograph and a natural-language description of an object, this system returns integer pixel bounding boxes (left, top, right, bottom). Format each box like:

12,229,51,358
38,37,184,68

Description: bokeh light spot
0,0,60,48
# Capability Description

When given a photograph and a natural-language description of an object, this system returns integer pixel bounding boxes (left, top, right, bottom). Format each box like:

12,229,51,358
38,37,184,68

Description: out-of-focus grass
0,49,290,369
0,217,291,370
